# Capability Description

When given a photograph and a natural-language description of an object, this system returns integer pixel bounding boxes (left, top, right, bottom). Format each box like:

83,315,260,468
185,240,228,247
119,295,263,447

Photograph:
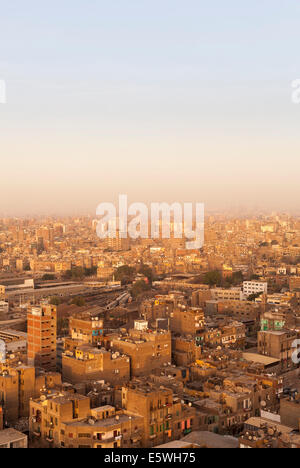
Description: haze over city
1,0,300,215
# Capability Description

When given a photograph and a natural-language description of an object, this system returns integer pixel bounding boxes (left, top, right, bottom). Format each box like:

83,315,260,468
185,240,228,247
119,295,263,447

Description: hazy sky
0,0,300,216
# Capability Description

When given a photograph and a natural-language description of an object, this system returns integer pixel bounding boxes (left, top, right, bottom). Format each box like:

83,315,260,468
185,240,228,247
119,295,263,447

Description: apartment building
211,288,243,301
30,392,90,446
111,323,171,378
121,380,197,448
217,300,261,321
204,321,246,348
172,336,201,367
29,392,143,448
169,307,205,336
105,231,130,252
59,406,143,449
27,304,57,371
62,344,130,385
0,362,61,424
260,308,296,332
0,429,28,448
258,330,298,362
139,295,177,321
69,315,104,345
243,281,268,297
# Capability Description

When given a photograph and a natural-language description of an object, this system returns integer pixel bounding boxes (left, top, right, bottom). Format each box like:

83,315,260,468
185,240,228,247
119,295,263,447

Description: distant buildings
243,281,268,298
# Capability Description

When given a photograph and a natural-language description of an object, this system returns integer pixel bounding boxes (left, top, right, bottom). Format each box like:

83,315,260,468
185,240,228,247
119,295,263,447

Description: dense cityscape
2,0,300,457
0,214,300,448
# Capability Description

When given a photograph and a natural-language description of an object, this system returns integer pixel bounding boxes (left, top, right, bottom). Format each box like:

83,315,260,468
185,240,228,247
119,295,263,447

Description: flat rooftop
243,353,280,366
0,428,27,445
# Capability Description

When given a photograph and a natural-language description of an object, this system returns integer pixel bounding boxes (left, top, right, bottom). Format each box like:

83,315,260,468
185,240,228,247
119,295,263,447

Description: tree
131,280,151,299
139,264,153,285
248,292,263,302
232,270,243,284
203,271,222,287
115,265,136,284
63,267,92,280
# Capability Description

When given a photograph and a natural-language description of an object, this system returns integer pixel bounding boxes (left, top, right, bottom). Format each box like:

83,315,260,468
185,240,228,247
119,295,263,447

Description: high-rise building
105,230,130,252
27,304,57,371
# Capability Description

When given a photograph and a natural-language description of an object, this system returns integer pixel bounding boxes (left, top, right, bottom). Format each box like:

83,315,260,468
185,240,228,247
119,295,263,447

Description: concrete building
62,345,130,385
30,391,91,447
121,379,197,448
0,361,61,425
69,315,104,345
112,324,171,378
0,428,28,448
243,281,268,297
258,330,298,363
30,394,143,448
211,288,244,302
217,300,261,321
27,304,57,371
169,306,205,336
